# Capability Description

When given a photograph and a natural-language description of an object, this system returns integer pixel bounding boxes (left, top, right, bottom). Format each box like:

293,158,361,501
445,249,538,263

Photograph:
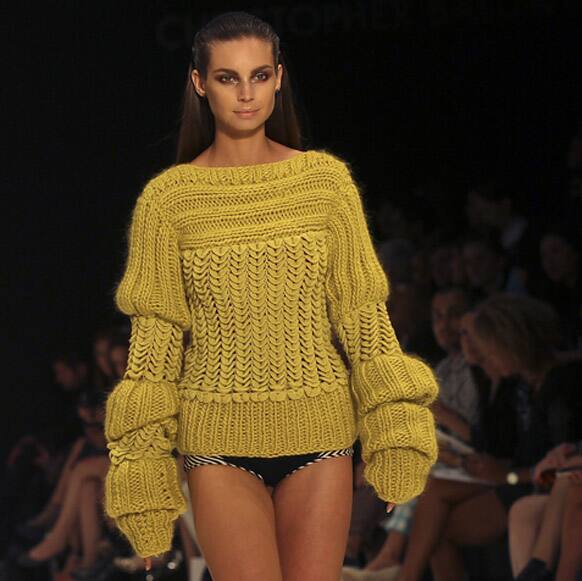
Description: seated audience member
343,284,448,568
12,330,128,577
509,439,582,580
388,294,582,581
461,233,528,297
38,349,91,450
464,180,536,273
533,220,581,354
1,349,92,554
430,287,481,438
16,387,111,571
16,339,118,545
427,239,465,291
343,289,482,577
388,282,445,366
91,326,118,391
107,331,130,380
377,238,416,285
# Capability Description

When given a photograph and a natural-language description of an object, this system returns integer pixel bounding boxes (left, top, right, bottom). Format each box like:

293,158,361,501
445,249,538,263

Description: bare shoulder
279,146,305,159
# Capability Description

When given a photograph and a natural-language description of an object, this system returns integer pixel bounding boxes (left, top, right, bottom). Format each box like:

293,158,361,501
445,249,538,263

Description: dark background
3,0,581,456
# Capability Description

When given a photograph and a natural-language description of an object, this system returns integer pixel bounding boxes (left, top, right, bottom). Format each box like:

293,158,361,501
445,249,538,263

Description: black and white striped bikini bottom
183,447,354,488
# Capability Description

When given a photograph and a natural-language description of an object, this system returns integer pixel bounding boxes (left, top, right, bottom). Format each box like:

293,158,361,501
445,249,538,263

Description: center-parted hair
176,11,307,164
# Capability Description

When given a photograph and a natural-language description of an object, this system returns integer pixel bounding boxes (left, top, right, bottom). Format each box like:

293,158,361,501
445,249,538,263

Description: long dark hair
176,11,307,164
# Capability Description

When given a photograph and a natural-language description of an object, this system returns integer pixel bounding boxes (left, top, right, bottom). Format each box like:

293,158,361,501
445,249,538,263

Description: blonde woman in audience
392,294,582,581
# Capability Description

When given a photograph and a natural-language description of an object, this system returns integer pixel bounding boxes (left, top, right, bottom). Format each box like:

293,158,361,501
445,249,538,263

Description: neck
208,133,276,166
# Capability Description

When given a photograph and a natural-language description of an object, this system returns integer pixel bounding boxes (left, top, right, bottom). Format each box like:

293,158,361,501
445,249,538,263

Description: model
103,10,439,581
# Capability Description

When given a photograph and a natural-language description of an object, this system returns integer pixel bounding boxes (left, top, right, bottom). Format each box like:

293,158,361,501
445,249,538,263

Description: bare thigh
509,494,547,534
186,465,283,581
272,455,353,581
445,489,508,546
71,455,110,481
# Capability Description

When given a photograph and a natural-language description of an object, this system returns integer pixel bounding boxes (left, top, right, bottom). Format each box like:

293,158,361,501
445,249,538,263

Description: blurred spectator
107,330,130,381
388,282,445,366
391,294,582,581
465,180,537,273
427,240,465,290
355,288,481,574
91,326,120,391
377,238,416,284
374,200,425,243
431,287,481,438
36,349,90,452
2,328,130,577
531,220,582,353
461,232,528,296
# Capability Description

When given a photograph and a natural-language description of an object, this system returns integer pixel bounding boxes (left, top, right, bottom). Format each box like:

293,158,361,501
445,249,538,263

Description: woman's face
431,291,466,353
191,37,282,133
473,336,518,377
110,345,128,380
540,234,579,284
462,241,503,290
93,338,112,377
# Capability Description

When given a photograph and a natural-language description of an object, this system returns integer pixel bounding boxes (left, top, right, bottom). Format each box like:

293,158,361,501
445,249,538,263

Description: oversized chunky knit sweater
104,149,439,557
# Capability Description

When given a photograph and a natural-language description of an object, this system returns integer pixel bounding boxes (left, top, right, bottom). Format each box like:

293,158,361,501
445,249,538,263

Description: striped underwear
183,447,354,488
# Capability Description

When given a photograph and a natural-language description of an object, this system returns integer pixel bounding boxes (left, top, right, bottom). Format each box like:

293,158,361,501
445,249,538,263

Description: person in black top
394,293,582,581
532,220,582,354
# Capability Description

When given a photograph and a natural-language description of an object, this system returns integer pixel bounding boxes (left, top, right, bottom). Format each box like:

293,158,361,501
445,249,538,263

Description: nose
237,80,254,102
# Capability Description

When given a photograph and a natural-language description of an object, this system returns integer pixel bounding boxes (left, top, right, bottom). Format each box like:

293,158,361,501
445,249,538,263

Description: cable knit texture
104,149,439,557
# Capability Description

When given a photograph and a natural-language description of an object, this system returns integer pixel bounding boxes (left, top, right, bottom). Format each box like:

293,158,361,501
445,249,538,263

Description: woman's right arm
104,183,191,559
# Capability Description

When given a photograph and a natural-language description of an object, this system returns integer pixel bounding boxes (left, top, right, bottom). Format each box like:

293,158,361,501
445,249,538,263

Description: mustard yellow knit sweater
104,149,439,557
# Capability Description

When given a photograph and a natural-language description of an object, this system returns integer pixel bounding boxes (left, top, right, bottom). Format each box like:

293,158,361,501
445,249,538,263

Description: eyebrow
211,65,273,74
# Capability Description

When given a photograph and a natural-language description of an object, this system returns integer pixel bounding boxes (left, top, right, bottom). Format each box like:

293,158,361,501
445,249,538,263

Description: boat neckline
185,149,310,170
168,149,324,185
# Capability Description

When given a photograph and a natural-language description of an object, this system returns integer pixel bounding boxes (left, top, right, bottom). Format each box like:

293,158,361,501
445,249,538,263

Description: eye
218,74,235,83
255,71,269,81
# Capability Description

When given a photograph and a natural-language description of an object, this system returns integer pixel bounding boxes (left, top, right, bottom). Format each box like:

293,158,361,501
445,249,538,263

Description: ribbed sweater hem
176,384,358,457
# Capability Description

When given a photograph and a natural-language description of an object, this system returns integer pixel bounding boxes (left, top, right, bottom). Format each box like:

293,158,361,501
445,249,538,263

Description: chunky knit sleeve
325,161,439,504
104,184,190,558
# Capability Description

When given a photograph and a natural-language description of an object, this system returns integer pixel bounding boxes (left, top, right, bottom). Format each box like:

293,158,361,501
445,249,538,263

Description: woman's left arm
325,159,439,505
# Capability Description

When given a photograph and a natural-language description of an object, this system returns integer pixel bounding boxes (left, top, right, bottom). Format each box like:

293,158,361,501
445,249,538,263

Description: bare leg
365,530,406,571
64,513,82,572
27,456,109,560
27,438,86,526
430,490,507,581
272,455,353,581
187,464,283,581
78,479,102,568
555,483,582,581
530,477,570,570
397,478,488,581
508,495,547,576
